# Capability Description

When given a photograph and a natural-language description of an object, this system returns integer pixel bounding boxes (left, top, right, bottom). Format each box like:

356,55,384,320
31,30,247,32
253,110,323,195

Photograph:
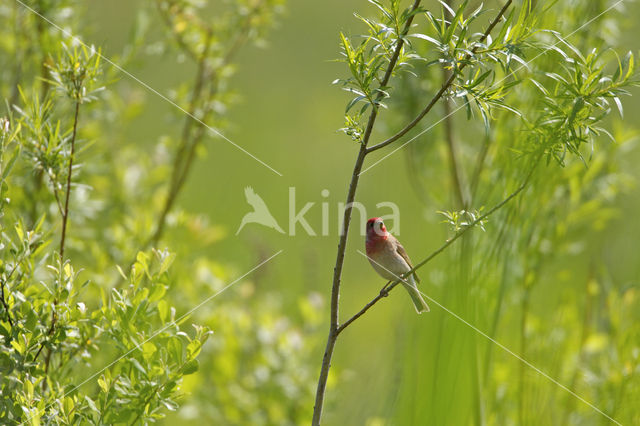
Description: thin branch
147,1,263,250
338,164,536,335
59,99,80,260
40,95,81,391
0,252,29,328
147,30,212,249
366,0,513,154
312,2,423,424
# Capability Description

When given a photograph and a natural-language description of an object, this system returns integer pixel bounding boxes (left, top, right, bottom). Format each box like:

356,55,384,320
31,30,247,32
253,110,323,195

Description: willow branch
312,2,423,425
59,99,80,260
147,2,263,250
366,0,513,154
147,30,212,249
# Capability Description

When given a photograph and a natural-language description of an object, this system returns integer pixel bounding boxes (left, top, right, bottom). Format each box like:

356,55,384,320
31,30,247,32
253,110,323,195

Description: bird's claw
380,288,389,297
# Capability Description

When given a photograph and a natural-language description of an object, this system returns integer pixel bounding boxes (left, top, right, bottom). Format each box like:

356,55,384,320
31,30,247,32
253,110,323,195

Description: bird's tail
402,276,430,314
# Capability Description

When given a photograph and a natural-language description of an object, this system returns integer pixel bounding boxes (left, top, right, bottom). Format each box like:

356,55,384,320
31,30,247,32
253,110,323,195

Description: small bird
236,186,285,235
365,217,430,313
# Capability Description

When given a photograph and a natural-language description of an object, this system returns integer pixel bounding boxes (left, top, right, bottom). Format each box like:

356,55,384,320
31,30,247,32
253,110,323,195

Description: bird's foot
380,288,389,297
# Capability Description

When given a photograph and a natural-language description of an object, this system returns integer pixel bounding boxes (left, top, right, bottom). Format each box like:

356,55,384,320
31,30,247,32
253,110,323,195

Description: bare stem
148,33,213,249
147,2,262,250
40,97,81,392
59,99,80,261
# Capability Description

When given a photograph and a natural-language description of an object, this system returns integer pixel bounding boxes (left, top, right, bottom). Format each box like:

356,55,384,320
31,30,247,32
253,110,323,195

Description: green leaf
181,359,199,375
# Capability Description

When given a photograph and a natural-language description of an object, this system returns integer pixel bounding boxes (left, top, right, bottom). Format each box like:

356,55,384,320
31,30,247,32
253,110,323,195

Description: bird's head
366,217,388,240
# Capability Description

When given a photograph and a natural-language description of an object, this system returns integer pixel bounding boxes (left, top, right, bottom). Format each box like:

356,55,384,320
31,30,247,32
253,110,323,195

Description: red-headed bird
365,217,430,313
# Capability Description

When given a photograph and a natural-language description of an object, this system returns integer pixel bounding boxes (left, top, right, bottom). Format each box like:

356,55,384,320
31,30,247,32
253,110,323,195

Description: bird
236,187,285,235
365,217,430,313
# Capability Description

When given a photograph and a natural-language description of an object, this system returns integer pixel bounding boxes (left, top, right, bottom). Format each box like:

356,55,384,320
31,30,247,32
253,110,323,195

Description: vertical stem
313,145,368,426
41,97,80,392
59,99,80,260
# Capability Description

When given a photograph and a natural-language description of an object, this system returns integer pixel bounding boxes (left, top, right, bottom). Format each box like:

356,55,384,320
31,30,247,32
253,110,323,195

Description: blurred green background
11,0,640,423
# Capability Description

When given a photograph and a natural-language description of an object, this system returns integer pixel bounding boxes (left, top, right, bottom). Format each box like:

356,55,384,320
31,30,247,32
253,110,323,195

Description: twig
338,166,535,335
147,1,263,250
0,252,28,328
366,0,513,154
59,99,80,261
147,30,213,249
39,96,81,391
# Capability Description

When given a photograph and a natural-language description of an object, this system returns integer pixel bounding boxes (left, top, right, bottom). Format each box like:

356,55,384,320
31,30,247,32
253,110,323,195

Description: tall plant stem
60,99,80,261
147,2,262,250
38,97,81,392
148,33,212,249
312,2,513,424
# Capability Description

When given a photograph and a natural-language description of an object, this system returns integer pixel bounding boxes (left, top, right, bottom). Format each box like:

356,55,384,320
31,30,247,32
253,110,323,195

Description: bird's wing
245,186,268,210
395,240,421,283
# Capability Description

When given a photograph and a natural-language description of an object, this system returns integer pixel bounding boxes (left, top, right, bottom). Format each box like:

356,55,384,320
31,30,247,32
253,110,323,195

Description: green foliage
1,0,322,424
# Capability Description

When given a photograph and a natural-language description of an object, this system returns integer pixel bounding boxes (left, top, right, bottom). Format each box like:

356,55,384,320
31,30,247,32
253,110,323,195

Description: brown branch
366,0,513,154
338,165,535,335
59,99,80,261
0,252,28,328
147,31,212,249
312,2,423,424
39,94,81,391
147,1,263,250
